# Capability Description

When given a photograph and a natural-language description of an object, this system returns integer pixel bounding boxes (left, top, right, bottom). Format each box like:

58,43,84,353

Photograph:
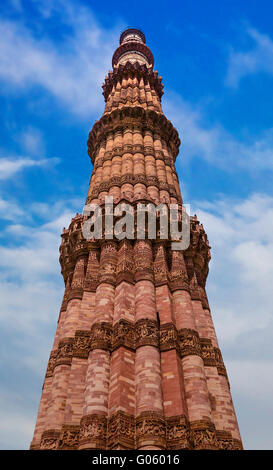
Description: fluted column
134,240,164,450
78,241,117,449
39,252,87,449
154,242,190,449
144,130,159,202
170,249,217,450
108,240,136,449
133,126,147,200
109,130,122,200
31,28,242,452
121,127,134,199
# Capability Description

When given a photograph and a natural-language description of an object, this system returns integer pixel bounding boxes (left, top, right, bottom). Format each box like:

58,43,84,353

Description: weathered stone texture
30,28,243,450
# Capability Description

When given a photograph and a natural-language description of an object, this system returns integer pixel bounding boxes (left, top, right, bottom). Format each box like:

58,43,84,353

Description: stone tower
30,29,243,450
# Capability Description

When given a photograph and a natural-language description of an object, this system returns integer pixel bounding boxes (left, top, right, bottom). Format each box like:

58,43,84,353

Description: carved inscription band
45,320,227,380
38,414,242,450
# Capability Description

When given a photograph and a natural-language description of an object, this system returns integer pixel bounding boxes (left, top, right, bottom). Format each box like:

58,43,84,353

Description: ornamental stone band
30,28,243,451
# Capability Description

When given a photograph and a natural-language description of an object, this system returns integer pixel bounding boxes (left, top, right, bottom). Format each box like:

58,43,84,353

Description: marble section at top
112,28,154,68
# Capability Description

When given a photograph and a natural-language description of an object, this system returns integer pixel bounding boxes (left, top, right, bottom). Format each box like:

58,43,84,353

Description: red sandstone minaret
30,29,243,450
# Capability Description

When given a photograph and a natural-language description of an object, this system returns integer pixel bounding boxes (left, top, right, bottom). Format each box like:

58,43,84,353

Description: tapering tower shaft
30,28,242,450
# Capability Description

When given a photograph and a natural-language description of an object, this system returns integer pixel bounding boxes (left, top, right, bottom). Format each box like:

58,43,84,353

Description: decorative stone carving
200,286,210,309
166,415,190,449
29,443,40,450
55,337,74,367
168,184,177,198
135,319,159,348
99,181,110,193
190,420,217,450
214,347,228,379
178,328,201,358
102,62,163,103
90,322,112,351
116,256,135,284
136,412,166,449
83,278,99,292
112,319,135,351
31,29,243,453
45,350,58,378
107,411,135,449
159,323,179,352
153,265,168,286
216,430,235,450
79,414,107,449
144,146,155,157
134,241,154,282
113,146,123,157
73,330,91,359
110,175,122,187
159,181,169,191
232,438,244,450
155,150,164,160
98,241,117,285
169,270,189,292
164,156,173,167
40,429,60,450
87,107,180,165
58,424,80,450
200,338,217,366
121,173,134,185
134,174,147,185
146,175,159,188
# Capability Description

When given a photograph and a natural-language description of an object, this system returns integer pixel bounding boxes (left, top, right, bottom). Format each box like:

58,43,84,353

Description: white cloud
0,156,59,180
0,193,83,449
0,1,123,117
17,127,45,156
0,206,78,282
165,94,273,171
0,188,82,449
196,193,273,331
0,197,24,221
226,27,273,88
0,186,85,449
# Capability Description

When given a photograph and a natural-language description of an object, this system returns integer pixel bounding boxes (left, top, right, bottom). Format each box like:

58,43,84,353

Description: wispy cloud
0,156,59,180
0,197,24,221
0,194,80,449
165,93,273,171
17,127,45,156
196,193,273,344
0,195,81,323
226,27,273,88
0,1,123,117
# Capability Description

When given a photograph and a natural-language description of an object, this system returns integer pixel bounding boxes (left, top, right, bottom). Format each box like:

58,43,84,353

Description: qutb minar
30,29,243,450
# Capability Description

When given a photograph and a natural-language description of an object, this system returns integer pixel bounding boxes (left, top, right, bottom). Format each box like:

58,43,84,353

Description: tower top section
119,28,146,44
112,27,154,68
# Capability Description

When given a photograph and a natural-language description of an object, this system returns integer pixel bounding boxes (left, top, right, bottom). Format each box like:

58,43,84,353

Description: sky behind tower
0,0,273,449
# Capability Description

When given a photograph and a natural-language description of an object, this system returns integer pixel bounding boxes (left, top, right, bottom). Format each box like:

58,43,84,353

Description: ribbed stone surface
30,28,243,451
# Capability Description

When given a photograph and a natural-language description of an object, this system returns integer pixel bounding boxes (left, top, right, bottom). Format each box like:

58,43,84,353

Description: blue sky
0,0,273,450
